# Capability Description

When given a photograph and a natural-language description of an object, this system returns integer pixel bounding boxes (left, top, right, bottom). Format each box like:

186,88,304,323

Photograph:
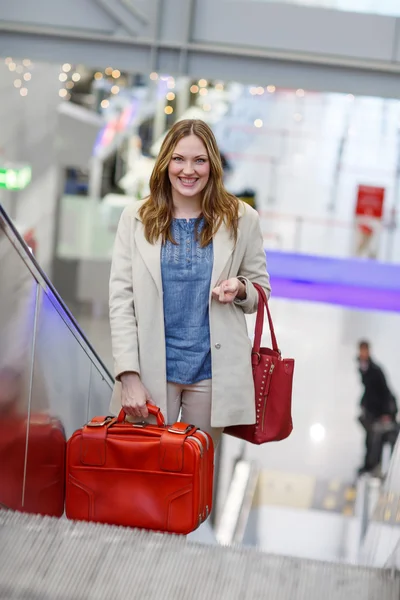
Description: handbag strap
253,283,279,354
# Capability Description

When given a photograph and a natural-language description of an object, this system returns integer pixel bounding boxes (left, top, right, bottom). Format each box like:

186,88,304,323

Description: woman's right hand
119,372,153,419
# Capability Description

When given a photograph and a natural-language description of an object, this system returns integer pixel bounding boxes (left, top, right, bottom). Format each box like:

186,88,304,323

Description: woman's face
168,134,210,203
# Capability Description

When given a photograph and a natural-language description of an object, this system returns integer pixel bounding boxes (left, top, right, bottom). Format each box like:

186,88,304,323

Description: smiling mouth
179,177,198,186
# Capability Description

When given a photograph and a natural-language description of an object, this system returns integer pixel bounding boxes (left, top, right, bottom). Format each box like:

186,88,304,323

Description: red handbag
225,283,294,444
66,404,214,534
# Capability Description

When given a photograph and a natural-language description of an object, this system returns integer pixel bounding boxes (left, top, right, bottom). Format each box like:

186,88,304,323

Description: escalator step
0,511,399,600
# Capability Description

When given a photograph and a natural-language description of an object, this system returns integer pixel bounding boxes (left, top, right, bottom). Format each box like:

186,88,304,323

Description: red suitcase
65,405,214,534
0,413,66,516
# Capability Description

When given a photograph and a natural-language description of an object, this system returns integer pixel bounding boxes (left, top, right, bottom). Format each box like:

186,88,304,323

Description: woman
109,119,270,447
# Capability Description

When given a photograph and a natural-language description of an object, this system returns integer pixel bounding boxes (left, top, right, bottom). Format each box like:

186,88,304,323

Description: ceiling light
296,88,305,97
20,88,28,97
199,88,208,96
59,89,68,98
8,63,16,71
166,92,176,101
66,81,74,89
72,73,81,82
198,79,208,87
94,72,103,80
59,73,68,82
254,119,263,128
190,85,199,94
5,57,13,65
215,83,224,91
14,79,22,88
101,99,110,108
112,69,121,79
105,67,113,76
257,87,264,95
310,423,326,443
62,63,72,73
22,59,31,67
23,73,31,81
150,72,158,80
164,106,173,115
250,87,257,96
267,85,276,93
111,85,120,94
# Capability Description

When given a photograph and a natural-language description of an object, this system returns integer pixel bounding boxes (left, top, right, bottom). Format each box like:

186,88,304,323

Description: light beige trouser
167,379,223,449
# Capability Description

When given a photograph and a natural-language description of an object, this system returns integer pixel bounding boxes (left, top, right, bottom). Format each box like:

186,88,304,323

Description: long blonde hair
139,119,239,247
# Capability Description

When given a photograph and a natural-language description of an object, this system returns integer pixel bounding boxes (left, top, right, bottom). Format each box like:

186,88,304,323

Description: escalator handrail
0,203,114,386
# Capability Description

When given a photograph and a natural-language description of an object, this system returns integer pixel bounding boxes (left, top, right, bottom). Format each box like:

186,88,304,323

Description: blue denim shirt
161,218,213,384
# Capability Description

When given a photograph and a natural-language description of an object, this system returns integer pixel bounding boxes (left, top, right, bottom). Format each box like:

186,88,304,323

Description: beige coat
109,199,271,428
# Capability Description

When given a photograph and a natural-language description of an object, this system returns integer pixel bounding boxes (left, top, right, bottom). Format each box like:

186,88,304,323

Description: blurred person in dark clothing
357,340,398,476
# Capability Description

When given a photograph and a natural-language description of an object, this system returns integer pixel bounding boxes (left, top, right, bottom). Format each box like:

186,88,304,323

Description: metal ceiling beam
1,21,400,98
177,0,195,74
91,0,148,37
119,0,149,25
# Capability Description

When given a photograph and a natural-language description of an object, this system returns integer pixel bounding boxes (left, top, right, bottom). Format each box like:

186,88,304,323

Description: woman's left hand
212,278,246,304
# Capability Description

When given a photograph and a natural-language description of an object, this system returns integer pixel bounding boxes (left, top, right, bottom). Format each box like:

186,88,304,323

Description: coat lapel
211,221,240,290
134,223,163,297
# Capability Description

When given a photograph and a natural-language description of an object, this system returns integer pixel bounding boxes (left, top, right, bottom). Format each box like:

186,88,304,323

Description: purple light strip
271,278,400,312
266,250,400,292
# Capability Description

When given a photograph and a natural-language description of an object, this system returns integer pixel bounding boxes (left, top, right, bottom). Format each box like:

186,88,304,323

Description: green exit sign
0,165,32,190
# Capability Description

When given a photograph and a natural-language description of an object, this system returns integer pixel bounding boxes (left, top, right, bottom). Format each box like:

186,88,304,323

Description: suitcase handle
117,404,165,428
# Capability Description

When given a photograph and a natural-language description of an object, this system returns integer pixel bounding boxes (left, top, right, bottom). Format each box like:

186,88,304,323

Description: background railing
259,210,400,263
359,433,400,567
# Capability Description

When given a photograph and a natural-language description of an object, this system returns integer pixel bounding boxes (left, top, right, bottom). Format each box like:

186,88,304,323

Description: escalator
1,203,400,598
1,510,399,599
0,203,113,516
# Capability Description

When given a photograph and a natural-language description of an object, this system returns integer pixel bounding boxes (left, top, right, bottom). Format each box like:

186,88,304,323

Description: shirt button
215,343,221,349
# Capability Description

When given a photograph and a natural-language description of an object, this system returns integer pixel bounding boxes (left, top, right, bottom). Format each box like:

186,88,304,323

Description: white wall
248,506,361,563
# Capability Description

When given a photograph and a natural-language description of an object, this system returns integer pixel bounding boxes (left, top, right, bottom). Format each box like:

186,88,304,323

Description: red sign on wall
355,185,385,219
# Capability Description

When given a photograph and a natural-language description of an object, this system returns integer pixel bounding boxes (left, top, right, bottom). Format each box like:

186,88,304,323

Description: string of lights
5,57,32,97
58,63,83,100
